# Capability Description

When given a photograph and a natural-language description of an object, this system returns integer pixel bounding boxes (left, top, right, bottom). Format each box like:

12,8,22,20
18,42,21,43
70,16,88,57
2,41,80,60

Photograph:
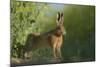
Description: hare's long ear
61,12,63,18
56,12,60,25
60,12,64,25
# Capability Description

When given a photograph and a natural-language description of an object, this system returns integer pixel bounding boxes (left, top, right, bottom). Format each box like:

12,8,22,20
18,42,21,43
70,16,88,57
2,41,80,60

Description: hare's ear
60,12,64,25
56,12,60,25
61,12,63,18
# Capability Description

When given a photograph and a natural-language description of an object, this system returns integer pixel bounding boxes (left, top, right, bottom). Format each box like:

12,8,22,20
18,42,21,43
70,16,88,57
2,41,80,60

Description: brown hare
23,12,65,60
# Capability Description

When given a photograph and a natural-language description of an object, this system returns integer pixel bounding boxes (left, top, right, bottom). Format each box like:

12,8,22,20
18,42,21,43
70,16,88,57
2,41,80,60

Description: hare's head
56,12,66,35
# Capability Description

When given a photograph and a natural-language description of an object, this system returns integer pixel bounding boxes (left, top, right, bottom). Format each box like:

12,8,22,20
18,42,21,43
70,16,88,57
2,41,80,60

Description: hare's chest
47,35,63,47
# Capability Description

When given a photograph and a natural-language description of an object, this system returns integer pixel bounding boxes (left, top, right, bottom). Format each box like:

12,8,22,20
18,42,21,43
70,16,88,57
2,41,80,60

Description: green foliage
11,1,54,57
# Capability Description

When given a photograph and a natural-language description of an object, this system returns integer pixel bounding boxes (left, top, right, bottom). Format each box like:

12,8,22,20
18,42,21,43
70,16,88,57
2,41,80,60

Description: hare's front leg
57,46,62,59
53,44,57,59
57,36,63,59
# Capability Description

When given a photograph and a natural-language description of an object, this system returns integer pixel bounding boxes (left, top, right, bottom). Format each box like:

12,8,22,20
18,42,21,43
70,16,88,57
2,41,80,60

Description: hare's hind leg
24,51,33,60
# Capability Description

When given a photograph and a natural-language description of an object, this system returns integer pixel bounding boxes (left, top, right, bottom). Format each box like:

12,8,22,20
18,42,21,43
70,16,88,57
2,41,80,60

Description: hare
23,12,65,60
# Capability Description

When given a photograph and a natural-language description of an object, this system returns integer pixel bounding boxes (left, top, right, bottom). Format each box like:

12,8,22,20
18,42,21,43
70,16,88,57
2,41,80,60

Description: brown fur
23,12,65,59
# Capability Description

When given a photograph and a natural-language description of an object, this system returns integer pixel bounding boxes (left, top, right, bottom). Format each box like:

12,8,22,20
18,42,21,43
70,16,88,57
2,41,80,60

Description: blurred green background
11,0,95,62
